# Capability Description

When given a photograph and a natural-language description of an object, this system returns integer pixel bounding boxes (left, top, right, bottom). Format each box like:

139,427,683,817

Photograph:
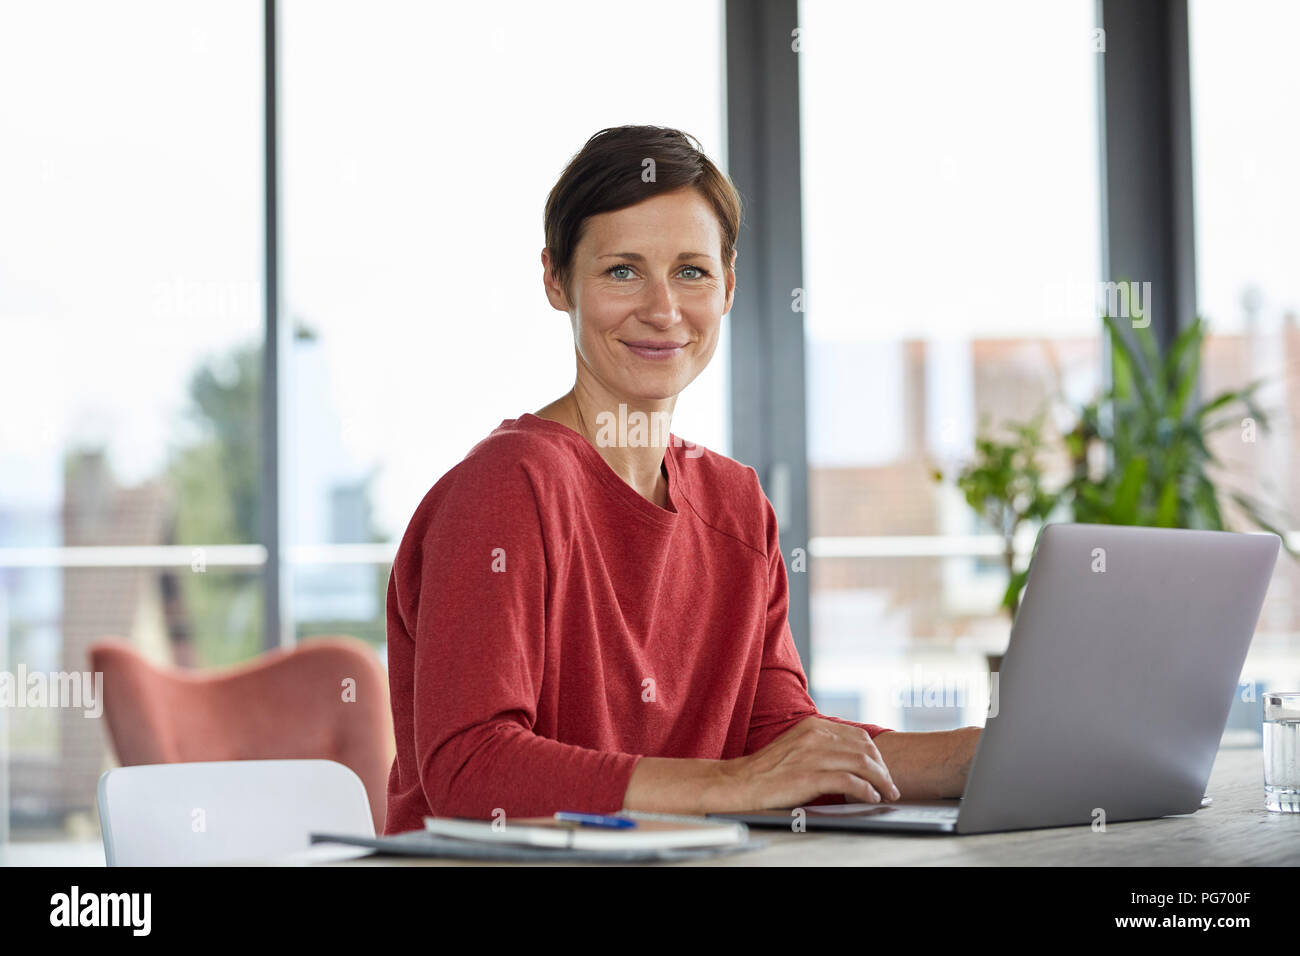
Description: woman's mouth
622,339,686,361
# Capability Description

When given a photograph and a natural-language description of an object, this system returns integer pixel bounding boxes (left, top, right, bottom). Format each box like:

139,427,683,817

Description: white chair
97,759,375,866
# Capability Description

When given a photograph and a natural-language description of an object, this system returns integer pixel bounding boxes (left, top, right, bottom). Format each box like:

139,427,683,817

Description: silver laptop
711,523,1280,835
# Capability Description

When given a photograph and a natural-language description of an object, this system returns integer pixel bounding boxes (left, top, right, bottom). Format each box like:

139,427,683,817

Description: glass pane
0,0,262,841
798,0,1102,721
1190,0,1300,710
294,562,390,660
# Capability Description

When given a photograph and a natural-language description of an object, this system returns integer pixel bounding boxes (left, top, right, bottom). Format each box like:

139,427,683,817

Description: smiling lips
622,339,686,360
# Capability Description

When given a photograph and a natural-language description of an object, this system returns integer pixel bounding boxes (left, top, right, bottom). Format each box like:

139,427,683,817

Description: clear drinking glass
1263,692,1300,813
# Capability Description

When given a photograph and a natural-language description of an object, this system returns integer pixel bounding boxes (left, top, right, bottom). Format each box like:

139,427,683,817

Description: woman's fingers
820,771,882,804
811,722,899,800
820,747,899,802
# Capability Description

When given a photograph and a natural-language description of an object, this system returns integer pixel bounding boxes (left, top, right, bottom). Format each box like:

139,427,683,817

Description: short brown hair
543,125,742,304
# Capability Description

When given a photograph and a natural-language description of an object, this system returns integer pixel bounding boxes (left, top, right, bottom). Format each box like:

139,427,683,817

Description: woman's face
544,186,736,404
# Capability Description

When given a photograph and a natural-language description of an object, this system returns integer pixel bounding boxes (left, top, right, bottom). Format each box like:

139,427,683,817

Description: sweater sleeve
403,454,641,820
744,489,893,759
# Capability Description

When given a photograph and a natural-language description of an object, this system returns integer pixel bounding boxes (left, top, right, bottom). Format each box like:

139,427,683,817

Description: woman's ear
541,248,571,312
723,248,738,314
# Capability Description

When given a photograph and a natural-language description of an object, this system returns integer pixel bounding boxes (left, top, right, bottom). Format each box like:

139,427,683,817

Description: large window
0,0,263,839
798,0,1102,729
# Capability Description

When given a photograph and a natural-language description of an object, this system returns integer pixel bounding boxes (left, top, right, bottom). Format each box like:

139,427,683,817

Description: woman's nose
642,277,680,324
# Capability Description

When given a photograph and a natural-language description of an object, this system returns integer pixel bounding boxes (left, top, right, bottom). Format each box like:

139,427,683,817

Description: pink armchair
89,636,395,833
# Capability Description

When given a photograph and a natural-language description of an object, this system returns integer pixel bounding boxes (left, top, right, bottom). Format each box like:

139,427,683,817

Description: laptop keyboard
807,804,958,819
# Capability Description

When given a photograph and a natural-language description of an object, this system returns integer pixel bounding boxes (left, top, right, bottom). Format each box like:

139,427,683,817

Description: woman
384,125,980,832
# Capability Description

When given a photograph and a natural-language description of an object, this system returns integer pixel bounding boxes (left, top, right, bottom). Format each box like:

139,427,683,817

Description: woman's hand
715,717,901,811
621,721,982,814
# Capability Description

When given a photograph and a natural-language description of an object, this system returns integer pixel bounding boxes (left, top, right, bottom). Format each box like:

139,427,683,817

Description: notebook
423,811,747,850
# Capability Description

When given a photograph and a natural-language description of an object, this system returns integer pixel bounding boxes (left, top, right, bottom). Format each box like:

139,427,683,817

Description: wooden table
252,747,1299,866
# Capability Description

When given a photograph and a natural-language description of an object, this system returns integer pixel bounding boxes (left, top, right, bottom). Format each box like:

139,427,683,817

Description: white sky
800,0,1101,341
1,0,1296,541
1189,0,1300,332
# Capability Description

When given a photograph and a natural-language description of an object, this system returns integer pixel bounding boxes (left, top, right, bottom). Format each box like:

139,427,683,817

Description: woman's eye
680,265,705,279
608,264,635,280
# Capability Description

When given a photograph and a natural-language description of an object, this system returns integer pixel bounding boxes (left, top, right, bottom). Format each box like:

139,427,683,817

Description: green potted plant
937,314,1294,671
1064,314,1291,538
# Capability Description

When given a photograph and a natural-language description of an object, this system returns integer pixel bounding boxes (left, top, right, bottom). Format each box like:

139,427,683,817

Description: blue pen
553,811,638,829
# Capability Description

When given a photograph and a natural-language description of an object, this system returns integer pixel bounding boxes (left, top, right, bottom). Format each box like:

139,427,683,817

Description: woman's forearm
873,727,982,799
620,726,982,813
621,756,732,814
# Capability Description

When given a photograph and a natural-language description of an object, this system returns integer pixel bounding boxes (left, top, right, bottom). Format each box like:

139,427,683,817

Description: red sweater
384,412,891,832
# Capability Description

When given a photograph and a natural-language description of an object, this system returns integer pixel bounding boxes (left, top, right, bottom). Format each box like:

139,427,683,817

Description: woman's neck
534,388,674,507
